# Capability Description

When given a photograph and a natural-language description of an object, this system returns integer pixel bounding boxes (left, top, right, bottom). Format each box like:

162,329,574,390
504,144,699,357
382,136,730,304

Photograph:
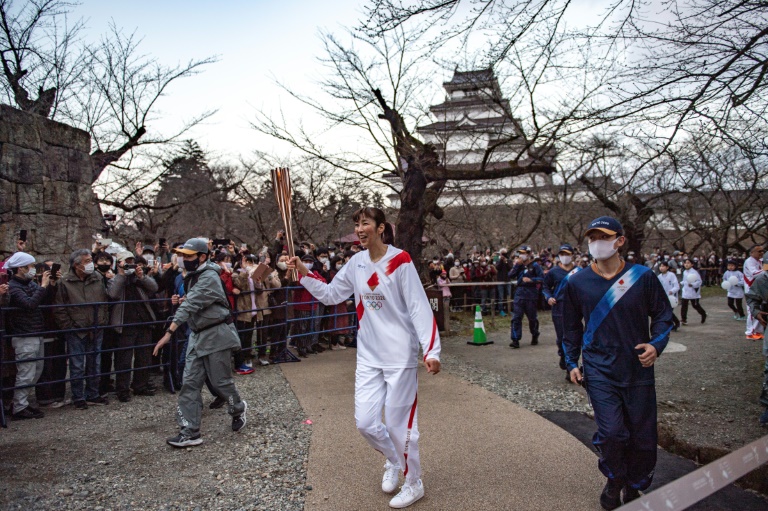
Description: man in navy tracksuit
508,245,543,349
563,217,673,510
542,243,580,380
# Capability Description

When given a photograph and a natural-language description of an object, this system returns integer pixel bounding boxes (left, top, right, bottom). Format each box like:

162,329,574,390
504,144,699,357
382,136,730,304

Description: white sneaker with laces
381,460,400,493
389,479,424,508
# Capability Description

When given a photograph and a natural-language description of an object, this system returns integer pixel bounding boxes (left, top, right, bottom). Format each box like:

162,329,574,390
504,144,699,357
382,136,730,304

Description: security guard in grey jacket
153,238,247,447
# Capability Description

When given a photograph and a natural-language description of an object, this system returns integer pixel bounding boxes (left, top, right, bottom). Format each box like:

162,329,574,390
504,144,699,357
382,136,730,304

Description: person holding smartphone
5,252,58,420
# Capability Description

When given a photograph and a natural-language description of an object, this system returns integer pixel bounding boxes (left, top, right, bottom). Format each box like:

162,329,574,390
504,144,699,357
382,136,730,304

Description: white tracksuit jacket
300,245,441,368
744,257,764,335
657,271,679,296
681,269,702,299
723,270,745,299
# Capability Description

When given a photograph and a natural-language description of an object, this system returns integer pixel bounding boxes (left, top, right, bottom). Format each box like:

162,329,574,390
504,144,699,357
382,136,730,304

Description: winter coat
6,276,53,336
53,268,110,336
746,272,768,318
106,272,159,333
437,277,452,298
233,269,264,322
496,258,512,282
172,262,240,357
448,266,465,282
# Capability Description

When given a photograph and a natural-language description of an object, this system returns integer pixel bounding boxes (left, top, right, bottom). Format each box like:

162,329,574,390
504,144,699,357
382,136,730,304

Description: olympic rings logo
366,300,383,310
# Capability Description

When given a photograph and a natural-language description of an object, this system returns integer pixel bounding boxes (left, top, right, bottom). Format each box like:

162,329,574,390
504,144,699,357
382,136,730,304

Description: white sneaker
258,357,270,366
381,460,400,493
389,479,424,508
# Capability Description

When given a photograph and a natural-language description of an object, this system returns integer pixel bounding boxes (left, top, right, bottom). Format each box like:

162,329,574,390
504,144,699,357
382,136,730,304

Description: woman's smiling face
355,215,382,248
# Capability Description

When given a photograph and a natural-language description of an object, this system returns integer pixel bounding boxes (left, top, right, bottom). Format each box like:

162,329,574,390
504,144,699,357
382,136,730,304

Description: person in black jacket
5,252,58,420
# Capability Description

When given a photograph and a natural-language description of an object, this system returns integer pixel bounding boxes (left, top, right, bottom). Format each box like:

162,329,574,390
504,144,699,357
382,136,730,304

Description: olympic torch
271,167,298,281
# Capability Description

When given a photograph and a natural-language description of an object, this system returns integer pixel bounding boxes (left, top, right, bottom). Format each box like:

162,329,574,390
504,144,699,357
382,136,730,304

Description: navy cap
558,243,574,254
585,216,623,237
517,245,532,253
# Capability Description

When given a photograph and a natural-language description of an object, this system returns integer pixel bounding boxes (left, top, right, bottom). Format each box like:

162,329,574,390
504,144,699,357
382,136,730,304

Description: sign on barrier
619,435,768,510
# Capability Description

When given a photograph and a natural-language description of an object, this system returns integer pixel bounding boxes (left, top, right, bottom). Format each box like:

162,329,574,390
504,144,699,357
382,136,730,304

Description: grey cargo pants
177,347,244,435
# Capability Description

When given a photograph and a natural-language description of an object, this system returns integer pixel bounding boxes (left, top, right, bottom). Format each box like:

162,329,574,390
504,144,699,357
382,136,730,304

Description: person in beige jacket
232,255,282,368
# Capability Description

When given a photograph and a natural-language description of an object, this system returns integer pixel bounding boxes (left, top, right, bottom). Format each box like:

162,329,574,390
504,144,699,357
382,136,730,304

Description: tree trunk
396,161,428,273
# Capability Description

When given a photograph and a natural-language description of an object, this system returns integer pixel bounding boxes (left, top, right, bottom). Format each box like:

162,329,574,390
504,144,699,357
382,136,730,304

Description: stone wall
0,104,102,262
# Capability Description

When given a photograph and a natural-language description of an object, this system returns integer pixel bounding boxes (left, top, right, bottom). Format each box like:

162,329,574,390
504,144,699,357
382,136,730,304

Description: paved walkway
281,349,605,510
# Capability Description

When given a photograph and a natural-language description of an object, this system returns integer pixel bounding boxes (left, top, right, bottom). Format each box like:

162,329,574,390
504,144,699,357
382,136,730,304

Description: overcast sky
74,0,375,162
72,0,613,165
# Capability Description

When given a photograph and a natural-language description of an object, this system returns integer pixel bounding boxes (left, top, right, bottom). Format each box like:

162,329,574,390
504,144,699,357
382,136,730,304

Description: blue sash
554,267,580,298
583,264,649,348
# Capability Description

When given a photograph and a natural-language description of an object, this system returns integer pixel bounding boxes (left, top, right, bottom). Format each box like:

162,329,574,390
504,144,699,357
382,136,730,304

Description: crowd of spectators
0,231,750,423
0,232,359,422
429,245,743,315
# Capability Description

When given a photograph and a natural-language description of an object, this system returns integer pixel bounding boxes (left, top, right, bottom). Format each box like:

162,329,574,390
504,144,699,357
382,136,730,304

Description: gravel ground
0,365,311,511
440,351,591,413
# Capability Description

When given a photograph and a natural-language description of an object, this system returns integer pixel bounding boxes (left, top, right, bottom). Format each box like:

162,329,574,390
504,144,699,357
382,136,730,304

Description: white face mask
519,254,528,262
26,266,37,279
83,262,95,274
319,257,328,264
588,239,619,261
559,255,572,266
277,262,288,271
335,263,343,270
454,262,460,267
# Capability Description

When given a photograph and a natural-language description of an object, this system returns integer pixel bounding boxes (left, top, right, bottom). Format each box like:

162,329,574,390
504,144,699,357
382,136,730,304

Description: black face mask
97,264,111,273
183,257,201,272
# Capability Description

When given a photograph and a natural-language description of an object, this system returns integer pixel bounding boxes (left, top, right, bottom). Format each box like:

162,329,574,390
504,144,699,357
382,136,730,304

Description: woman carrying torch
288,207,441,509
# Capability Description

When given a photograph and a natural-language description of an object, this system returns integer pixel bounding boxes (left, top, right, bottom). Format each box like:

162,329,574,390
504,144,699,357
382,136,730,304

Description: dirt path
445,295,768,492
281,349,605,511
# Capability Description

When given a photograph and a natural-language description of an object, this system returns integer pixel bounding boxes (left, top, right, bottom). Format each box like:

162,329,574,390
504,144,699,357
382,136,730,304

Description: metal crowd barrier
0,285,356,428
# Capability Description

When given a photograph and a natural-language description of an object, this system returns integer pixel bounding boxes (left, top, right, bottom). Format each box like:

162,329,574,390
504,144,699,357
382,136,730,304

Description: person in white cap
4,252,57,420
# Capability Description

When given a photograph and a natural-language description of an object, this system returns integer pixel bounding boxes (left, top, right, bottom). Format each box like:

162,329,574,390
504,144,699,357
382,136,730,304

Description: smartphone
19,229,27,242
51,263,61,278
0,273,8,285
159,238,166,246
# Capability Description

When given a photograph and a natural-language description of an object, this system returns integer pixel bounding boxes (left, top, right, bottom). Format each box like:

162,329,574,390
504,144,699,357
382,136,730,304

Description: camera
123,263,137,270
103,214,117,222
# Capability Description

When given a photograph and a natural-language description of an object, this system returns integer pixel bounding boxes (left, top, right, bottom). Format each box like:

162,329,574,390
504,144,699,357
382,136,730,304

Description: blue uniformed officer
542,243,580,379
563,217,673,510
508,245,543,349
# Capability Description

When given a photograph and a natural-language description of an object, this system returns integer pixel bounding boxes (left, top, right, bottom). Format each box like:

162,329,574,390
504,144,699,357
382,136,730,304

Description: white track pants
355,365,421,483
745,283,765,336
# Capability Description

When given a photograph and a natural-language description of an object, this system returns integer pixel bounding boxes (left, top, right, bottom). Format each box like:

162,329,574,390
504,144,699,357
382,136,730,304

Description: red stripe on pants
402,393,418,477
